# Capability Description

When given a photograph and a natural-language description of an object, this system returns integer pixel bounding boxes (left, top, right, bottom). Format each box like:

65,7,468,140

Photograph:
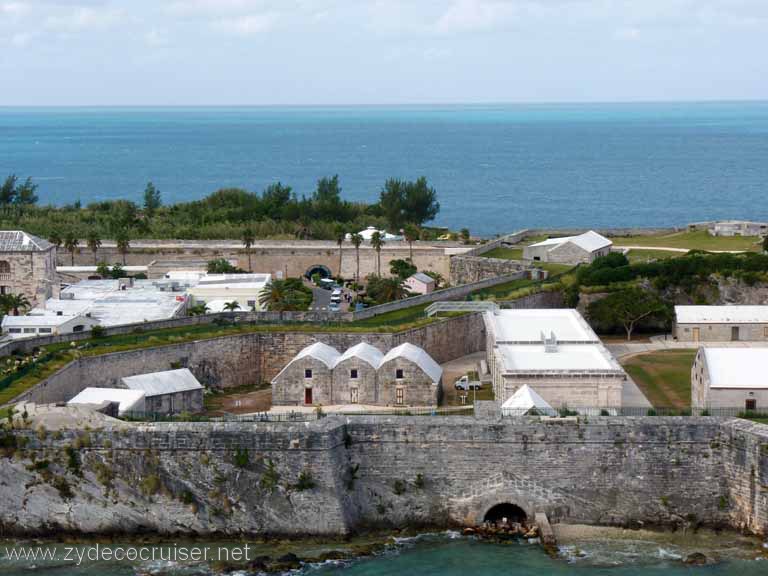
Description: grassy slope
621,350,697,409
483,247,523,260
612,230,760,252
626,249,684,263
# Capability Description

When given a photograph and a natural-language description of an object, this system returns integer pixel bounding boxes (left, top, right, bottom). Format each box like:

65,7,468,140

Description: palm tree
351,233,363,283
403,224,419,262
116,231,130,266
64,232,79,266
187,303,209,316
378,278,410,302
1,293,31,316
86,230,102,265
223,301,241,312
371,231,385,277
242,227,256,272
334,224,346,279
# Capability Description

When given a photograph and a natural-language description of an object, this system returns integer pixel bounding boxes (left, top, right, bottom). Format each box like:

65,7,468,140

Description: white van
330,288,342,303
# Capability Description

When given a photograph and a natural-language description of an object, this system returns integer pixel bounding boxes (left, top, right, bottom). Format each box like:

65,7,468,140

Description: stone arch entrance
305,264,332,280
483,502,527,524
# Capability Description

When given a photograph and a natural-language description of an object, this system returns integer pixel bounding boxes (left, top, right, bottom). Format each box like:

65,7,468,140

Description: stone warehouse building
0,230,57,305
271,341,442,407
484,309,626,410
691,347,768,412
119,368,204,414
675,305,768,342
523,230,612,265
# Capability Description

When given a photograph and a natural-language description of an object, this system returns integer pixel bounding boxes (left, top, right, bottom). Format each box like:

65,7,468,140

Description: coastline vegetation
0,174,442,241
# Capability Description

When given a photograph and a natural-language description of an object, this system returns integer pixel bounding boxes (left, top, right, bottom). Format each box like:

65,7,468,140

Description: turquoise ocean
2,102,768,234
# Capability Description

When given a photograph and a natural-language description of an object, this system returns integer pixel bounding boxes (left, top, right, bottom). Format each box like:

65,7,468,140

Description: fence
501,406,768,418
120,410,322,423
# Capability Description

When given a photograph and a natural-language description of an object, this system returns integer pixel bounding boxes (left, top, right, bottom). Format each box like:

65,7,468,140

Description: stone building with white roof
120,368,204,414
484,309,626,410
691,347,768,412
68,387,146,415
523,231,612,265
675,305,768,342
0,230,57,305
271,341,442,407
1,313,99,339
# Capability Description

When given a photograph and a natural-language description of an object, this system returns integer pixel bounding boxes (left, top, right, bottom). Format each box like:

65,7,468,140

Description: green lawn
483,247,523,260
621,350,697,409
626,249,685,263
612,230,761,252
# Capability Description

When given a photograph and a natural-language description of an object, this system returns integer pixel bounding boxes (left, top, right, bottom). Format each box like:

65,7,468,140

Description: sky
0,0,767,105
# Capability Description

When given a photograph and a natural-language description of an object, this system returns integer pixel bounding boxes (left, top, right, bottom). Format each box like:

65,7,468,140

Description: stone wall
62,239,462,281
500,289,565,309
449,255,526,285
12,313,487,405
0,247,57,305
2,416,766,537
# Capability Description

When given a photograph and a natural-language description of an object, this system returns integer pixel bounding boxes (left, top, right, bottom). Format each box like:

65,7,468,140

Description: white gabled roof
501,384,555,413
381,342,443,382
0,230,53,252
529,230,612,253
121,368,203,397
676,305,768,324
1,314,97,328
295,342,342,368
334,342,384,368
408,272,435,285
68,387,145,414
703,348,768,389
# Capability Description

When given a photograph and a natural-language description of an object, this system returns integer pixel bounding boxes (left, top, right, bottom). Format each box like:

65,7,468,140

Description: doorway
350,387,359,404
483,503,527,524
731,326,740,341
745,398,756,411
304,388,313,405
692,327,700,342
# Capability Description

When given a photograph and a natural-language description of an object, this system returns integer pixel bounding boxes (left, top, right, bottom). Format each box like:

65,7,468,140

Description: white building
1,313,100,339
120,368,204,414
691,347,768,412
404,272,436,295
709,220,768,237
523,231,612,265
675,305,768,342
346,226,403,242
68,387,146,415
32,278,188,328
484,309,626,410
185,273,271,311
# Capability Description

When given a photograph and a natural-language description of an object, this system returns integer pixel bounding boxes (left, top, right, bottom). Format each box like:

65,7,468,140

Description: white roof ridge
501,384,554,411
334,342,384,369
381,342,443,383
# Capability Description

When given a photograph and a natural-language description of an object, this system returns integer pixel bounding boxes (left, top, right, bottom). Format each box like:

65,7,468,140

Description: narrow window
396,368,404,380
350,368,358,379
745,399,757,411
305,369,312,379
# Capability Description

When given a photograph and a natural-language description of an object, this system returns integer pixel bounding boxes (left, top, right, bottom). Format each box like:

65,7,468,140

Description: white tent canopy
501,385,555,415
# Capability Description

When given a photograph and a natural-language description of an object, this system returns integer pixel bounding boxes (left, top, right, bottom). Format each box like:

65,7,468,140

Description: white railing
425,301,499,317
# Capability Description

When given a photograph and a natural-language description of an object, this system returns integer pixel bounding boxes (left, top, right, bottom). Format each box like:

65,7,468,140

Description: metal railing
425,301,499,317
120,410,322,423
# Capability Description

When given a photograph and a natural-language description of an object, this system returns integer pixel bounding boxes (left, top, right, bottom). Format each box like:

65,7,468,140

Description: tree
188,303,210,316
763,235,768,253
0,293,30,316
96,262,111,278
223,301,241,312
403,224,419,262
207,258,243,274
64,232,79,266
459,228,470,244
242,227,255,272
116,231,130,266
14,177,38,211
371,231,385,277
587,288,670,341
86,230,102,265
334,224,346,278
0,175,17,213
143,181,162,217
48,230,63,249
258,279,313,312
378,177,439,230
351,233,363,283
423,270,445,289
366,276,410,304
390,259,417,280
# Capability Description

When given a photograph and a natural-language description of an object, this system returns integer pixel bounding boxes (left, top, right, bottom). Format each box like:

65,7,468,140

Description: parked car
454,375,481,391
329,302,341,312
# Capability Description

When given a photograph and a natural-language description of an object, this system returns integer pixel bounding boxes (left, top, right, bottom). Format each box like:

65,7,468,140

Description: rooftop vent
542,331,558,353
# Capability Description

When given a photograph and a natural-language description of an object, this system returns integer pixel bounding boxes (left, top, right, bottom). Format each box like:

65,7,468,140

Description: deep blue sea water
2,103,768,235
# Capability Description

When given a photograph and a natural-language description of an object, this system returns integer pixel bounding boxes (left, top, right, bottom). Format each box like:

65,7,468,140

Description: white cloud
0,2,28,16
44,6,124,33
145,28,169,46
434,0,518,33
212,12,278,36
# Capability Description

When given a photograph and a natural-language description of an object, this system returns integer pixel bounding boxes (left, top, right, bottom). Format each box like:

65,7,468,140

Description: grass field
611,230,761,252
621,350,697,409
626,249,685,263
483,247,523,260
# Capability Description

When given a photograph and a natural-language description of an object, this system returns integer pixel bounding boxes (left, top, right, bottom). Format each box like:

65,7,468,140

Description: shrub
260,459,280,493
91,325,106,338
52,475,73,499
414,473,425,489
346,463,359,490
140,474,161,496
294,470,316,491
393,479,406,495
646,409,658,416
65,446,81,476
234,448,249,468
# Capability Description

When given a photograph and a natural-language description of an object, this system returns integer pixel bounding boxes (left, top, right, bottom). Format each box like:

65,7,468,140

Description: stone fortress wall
1,415,765,537
14,313,486,405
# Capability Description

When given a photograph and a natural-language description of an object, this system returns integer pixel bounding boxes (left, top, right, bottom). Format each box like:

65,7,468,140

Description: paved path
607,339,768,359
618,245,752,254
